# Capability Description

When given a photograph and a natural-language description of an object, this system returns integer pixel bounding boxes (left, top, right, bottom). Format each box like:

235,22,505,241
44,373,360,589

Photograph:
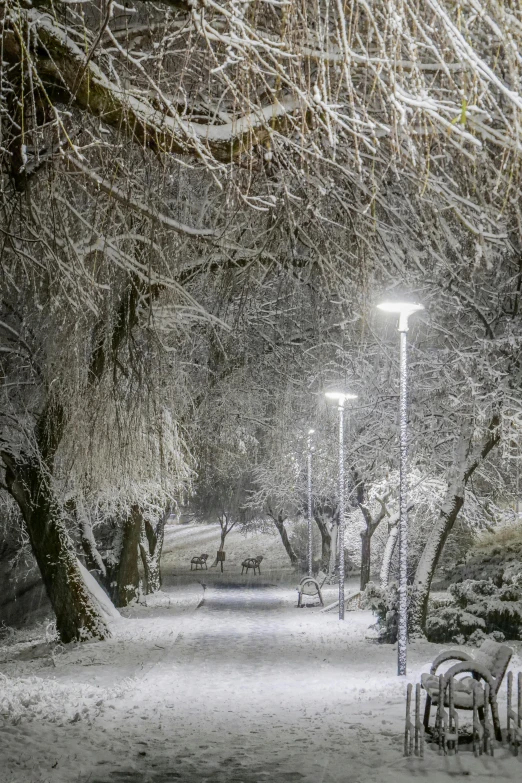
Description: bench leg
423,694,431,732
297,591,302,608
317,587,324,607
490,699,502,742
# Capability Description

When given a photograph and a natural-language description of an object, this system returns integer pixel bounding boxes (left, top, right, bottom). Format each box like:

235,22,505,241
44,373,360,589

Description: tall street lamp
325,391,358,620
307,429,315,577
377,300,424,676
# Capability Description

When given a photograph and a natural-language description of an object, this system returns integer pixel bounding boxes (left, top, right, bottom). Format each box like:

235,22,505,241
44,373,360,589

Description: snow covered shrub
451,579,522,639
450,580,498,605
425,578,522,642
467,629,487,647
488,630,506,643
289,518,322,569
440,527,522,589
425,606,485,644
364,582,399,643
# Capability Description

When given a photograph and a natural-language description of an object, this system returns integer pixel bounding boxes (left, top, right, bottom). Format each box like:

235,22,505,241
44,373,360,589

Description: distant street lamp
377,300,424,676
307,429,315,577
325,391,358,620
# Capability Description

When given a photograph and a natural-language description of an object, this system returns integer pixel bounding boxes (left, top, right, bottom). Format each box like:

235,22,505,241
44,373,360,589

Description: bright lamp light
377,301,424,332
308,428,315,434
377,301,424,315
324,392,358,401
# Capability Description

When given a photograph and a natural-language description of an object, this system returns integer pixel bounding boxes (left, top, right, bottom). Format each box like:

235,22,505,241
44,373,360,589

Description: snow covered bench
421,638,512,742
297,571,327,607
241,556,263,575
191,553,209,570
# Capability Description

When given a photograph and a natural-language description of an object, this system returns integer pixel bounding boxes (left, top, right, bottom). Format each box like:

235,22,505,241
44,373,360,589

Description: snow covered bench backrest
300,571,327,595
474,639,512,693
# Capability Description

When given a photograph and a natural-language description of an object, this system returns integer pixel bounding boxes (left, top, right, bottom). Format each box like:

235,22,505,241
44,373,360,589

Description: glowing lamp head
377,301,424,331
325,391,358,406
308,429,315,435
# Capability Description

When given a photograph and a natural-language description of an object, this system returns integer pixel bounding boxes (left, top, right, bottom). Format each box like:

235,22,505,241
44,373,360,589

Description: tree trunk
357,492,391,592
2,454,110,643
273,512,298,567
360,530,372,591
378,505,412,589
313,511,332,572
380,520,399,589
409,417,500,635
79,515,107,580
139,513,167,594
210,519,234,567
329,521,338,576
113,505,143,607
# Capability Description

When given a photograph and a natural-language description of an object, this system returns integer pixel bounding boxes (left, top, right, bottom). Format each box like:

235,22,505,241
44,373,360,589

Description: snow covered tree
3,0,522,641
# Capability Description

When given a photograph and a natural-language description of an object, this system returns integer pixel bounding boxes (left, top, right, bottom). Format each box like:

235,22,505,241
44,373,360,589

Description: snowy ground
1,524,522,783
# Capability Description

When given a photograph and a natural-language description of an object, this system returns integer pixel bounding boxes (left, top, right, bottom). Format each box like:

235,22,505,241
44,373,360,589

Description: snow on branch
66,158,220,239
3,7,301,163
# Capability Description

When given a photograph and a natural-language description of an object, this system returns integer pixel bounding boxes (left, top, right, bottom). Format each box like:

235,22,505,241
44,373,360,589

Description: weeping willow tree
1,0,522,640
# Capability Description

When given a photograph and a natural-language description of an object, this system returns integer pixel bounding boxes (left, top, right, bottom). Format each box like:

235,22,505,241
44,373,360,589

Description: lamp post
307,429,315,577
377,300,424,676
325,391,358,620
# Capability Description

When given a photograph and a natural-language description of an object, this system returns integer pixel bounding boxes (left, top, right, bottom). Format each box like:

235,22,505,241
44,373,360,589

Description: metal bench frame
241,556,263,575
297,572,327,607
190,553,209,570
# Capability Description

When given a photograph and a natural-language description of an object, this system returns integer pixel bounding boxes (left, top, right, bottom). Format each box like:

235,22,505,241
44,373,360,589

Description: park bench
420,638,513,742
190,553,209,570
241,555,263,575
297,571,327,607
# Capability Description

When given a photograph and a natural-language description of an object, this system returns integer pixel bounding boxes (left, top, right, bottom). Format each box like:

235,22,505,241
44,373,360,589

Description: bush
289,518,322,570
363,582,398,642
425,577,522,643
467,629,486,647
363,581,423,643
450,580,497,606
425,606,485,643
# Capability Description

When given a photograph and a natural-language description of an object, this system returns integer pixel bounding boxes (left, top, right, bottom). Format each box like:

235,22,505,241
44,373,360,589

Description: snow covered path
1,575,522,783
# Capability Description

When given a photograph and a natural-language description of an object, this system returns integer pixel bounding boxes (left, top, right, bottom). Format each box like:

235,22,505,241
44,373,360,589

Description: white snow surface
1,523,521,783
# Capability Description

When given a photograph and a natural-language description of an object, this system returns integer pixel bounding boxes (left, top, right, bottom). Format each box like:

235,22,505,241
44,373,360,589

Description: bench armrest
299,576,319,585
442,661,496,694
299,577,320,588
430,650,472,675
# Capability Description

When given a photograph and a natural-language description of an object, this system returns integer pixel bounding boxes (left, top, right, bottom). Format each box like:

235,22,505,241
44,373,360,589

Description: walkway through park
1,527,522,783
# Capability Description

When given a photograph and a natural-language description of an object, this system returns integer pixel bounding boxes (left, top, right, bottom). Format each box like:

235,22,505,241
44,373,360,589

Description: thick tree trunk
409,417,500,635
2,454,110,643
113,505,143,607
139,513,167,594
272,512,298,567
313,511,332,572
